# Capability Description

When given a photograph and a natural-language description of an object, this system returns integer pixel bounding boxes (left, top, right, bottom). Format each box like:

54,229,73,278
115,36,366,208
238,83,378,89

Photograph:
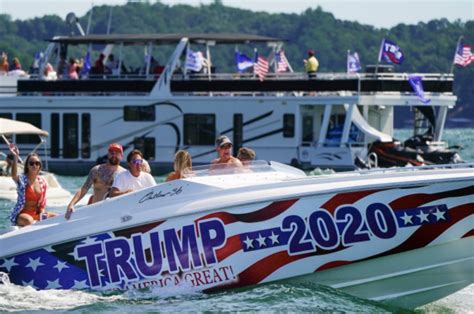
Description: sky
0,0,472,29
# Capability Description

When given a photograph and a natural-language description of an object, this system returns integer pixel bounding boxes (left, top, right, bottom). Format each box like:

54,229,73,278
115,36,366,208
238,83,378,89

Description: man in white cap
211,135,242,167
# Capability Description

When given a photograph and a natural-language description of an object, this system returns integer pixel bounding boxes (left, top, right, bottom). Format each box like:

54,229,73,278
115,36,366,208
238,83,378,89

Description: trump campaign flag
185,49,204,72
378,39,404,65
408,75,430,104
453,40,474,67
235,52,255,72
347,51,361,73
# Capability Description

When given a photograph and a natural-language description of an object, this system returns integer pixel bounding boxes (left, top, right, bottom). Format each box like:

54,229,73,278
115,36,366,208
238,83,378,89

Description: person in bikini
9,144,57,226
166,150,192,182
65,143,126,219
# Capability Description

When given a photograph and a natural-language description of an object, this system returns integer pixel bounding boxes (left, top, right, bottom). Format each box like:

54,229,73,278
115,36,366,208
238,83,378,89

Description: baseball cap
216,135,232,147
108,143,123,155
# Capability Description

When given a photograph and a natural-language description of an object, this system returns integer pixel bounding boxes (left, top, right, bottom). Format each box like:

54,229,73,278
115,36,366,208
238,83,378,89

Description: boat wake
0,272,121,312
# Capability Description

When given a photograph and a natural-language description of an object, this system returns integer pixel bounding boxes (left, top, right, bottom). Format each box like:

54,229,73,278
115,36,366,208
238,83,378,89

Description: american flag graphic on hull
1,181,472,292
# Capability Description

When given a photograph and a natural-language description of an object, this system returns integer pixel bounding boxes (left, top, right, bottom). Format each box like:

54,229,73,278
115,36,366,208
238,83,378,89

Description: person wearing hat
304,49,319,78
211,135,242,167
65,143,126,219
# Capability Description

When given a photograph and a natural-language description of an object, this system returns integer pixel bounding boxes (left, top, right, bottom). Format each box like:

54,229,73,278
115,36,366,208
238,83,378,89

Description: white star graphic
400,212,413,225
43,245,56,253
73,279,89,289
256,234,267,247
25,257,45,272
22,279,36,289
1,257,19,271
243,236,254,249
46,278,62,289
269,232,280,245
433,208,447,221
417,211,430,223
79,237,99,246
53,260,69,272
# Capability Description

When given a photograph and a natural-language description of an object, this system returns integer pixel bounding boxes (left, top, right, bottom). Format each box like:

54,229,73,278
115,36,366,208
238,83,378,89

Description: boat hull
0,171,472,308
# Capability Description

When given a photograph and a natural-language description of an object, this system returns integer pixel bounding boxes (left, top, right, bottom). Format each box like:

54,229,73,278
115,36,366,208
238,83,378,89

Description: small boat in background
0,118,86,206
0,161,472,309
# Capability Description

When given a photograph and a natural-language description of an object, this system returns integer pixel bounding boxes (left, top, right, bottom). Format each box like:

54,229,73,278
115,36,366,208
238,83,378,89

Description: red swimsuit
19,184,42,220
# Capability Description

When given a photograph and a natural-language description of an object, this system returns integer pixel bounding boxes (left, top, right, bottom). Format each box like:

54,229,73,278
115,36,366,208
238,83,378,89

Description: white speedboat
0,161,472,308
0,118,83,206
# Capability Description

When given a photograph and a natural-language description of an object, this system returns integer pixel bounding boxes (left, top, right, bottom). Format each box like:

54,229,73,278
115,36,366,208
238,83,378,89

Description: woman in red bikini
9,144,57,226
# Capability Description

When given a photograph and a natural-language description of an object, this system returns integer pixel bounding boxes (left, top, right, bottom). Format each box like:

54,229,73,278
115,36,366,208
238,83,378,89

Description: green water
0,129,472,312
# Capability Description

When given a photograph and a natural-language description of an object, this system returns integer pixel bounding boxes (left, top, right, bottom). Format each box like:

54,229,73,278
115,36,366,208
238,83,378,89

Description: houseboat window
283,114,295,138
16,113,41,144
124,105,155,121
302,115,314,142
51,113,60,158
0,113,12,119
233,114,243,155
82,114,91,159
63,114,78,158
134,137,155,160
184,114,216,145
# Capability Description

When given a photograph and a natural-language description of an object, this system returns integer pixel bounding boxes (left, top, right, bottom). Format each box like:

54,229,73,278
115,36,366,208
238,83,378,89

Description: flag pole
375,38,384,76
347,49,350,74
450,35,463,74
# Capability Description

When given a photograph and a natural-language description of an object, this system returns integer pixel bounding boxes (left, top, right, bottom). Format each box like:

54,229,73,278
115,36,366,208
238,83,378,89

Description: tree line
0,1,472,125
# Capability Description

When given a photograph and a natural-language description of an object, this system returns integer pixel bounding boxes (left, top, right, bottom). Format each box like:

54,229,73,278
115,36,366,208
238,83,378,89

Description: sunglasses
29,161,41,167
131,159,143,165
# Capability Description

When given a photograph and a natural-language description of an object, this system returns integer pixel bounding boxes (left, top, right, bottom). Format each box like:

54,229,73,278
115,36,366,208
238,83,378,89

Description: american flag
275,50,289,73
254,55,269,81
454,42,474,67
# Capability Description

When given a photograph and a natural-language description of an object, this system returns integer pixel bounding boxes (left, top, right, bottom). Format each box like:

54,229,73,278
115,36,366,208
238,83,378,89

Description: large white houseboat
0,33,461,175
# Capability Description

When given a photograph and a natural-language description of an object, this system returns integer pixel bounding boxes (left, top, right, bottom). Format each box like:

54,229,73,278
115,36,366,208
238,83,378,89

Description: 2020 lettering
282,203,399,255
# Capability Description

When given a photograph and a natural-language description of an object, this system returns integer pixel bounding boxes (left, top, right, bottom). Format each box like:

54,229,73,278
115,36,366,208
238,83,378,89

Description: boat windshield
183,160,274,178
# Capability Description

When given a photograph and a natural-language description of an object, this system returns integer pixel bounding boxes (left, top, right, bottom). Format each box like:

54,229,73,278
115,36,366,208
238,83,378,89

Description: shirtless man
211,135,242,167
65,143,126,219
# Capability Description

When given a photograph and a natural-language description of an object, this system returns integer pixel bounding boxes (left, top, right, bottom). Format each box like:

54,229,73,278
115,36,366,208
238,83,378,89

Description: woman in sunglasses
8,144,57,226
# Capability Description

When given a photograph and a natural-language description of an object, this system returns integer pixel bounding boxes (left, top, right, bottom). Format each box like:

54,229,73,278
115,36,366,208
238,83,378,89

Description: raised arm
8,143,20,183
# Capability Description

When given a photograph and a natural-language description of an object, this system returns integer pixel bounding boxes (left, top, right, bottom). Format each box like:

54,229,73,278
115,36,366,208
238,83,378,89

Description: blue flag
235,52,254,72
408,75,430,104
80,51,91,75
378,39,404,65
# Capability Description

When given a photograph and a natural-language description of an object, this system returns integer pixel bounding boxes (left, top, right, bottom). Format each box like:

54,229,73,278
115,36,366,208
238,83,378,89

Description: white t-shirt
112,171,156,192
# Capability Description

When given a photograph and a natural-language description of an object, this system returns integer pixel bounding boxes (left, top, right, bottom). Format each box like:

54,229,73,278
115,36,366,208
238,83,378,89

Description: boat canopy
47,33,284,45
0,118,49,137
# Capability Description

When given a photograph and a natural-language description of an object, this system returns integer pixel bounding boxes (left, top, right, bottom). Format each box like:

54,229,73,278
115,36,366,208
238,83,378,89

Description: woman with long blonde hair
166,150,192,182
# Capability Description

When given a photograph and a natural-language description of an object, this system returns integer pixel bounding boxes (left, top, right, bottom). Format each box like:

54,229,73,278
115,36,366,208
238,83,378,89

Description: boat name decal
74,218,226,288
138,186,183,203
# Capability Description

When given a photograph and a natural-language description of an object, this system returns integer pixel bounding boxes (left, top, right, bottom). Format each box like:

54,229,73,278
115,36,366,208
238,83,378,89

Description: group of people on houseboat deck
6,135,255,227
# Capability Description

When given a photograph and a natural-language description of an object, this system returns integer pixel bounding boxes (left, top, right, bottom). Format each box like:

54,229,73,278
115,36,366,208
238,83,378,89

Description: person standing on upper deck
304,49,319,78
211,136,242,167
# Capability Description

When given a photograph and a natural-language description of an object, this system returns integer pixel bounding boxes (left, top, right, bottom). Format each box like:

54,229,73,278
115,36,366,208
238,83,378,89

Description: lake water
0,128,472,312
